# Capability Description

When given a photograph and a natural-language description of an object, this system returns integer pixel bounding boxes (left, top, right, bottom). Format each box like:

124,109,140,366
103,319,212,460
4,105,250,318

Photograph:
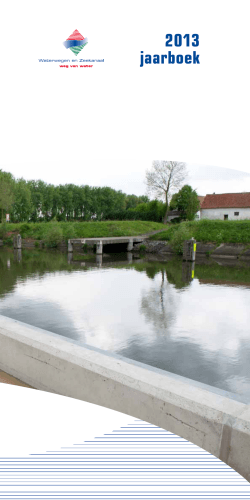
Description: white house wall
201,207,250,220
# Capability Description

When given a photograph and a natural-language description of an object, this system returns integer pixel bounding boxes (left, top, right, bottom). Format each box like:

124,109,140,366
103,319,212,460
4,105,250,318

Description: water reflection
96,254,102,267
0,248,250,399
182,261,195,283
13,249,22,263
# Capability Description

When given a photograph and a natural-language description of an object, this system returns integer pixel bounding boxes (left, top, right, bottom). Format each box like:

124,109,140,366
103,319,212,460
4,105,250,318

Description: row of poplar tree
0,170,166,223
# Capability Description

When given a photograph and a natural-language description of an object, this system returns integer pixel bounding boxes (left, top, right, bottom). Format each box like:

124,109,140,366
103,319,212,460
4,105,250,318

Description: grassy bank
149,220,250,245
0,220,165,243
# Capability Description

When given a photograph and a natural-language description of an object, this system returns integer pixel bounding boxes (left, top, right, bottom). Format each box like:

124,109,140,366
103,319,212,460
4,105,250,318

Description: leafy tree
0,170,15,222
12,178,33,222
82,185,93,220
27,180,44,221
139,195,150,204
0,168,164,224
135,199,165,221
125,194,149,209
145,161,187,223
51,186,62,219
174,185,200,221
169,192,179,211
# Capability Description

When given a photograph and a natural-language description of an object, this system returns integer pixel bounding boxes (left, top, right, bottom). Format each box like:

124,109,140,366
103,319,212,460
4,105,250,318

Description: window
224,214,228,220
234,212,239,216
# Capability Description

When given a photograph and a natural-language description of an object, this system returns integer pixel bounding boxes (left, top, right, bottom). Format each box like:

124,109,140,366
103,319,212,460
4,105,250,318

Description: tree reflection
140,269,178,332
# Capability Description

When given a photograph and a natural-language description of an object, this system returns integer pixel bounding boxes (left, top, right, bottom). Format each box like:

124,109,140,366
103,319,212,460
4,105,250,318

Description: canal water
0,248,250,400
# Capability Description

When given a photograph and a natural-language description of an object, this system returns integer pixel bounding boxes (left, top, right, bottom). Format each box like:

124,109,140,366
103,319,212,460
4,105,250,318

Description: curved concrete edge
0,315,250,482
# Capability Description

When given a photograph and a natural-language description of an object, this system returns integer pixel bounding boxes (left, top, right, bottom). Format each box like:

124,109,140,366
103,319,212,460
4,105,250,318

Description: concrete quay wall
0,314,250,481
133,240,250,260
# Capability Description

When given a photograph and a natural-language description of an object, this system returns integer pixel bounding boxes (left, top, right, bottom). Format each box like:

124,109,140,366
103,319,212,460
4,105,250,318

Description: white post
191,237,196,262
68,240,73,253
183,238,196,261
127,239,133,251
96,241,103,255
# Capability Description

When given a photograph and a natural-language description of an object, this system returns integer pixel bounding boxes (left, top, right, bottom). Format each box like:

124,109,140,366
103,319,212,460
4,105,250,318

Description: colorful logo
63,29,88,56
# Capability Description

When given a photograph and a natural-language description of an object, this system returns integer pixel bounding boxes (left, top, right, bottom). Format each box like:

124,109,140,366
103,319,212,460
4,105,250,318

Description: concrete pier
68,240,73,253
127,239,133,251
13,234,22,249
96,241,103,255
0,314,250,482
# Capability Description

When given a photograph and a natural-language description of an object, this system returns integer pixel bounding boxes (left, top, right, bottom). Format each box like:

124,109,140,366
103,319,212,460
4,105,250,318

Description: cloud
186,164,250,195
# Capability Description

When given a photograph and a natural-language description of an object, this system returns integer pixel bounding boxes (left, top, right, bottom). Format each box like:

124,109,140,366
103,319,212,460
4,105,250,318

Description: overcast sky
1,160,250,198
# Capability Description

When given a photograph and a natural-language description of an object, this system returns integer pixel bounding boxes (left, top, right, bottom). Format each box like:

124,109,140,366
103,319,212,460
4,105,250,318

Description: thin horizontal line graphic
0,419,249,498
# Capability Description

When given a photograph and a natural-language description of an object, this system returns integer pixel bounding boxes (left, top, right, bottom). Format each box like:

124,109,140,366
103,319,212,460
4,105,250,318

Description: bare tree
145,160,187,223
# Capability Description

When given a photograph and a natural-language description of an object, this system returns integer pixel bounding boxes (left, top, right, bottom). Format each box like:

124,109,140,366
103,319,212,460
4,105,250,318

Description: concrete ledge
133,241,174,254
0,314,250,481
196,242,217,254
211,243,246,258
70,236,146,245
140,240,250,260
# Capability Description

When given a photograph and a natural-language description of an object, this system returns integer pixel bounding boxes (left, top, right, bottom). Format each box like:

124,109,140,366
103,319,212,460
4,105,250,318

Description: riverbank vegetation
150,219,250,246
0,220,165,244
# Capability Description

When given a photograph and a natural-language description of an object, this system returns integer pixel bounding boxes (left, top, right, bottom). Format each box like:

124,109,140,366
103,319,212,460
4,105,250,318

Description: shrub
44,224,63,248
3,237,13,246
170,223,192,254
0,222,8,239
62,224,76,241
170,217,182,224
139,244,146,253
19,223,30,237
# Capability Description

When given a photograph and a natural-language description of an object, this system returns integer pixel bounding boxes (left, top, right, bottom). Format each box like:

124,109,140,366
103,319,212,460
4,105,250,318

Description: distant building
167,210,183,222
200,192,250,220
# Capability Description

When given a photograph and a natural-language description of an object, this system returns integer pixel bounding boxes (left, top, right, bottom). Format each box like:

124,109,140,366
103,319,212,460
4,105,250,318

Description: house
200,192,250,220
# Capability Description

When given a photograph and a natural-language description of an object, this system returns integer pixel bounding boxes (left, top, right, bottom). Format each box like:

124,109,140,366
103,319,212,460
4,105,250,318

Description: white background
0,384,133,457
0,0,250,170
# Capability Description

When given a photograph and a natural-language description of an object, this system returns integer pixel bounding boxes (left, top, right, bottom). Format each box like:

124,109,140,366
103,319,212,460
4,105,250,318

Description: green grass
149,219,250,245
0,221,165,242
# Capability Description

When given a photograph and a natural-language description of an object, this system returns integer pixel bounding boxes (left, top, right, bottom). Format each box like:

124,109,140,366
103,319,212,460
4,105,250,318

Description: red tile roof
202,192,250,209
